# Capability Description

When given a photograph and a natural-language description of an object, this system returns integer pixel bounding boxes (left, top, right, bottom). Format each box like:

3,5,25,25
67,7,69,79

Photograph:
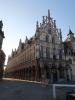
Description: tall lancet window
46,47,50,58
40,46,43,58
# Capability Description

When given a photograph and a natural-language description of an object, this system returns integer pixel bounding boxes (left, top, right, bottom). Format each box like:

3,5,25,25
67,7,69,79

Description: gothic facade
5,10,72,83
63,29,75,80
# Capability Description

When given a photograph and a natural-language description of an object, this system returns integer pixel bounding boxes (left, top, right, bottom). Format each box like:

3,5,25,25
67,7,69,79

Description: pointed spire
69,25,71,33
36,20,39,32
69,26,73,34
54,20,56,28
26,36,28,41
36,20,38,28
48,9,50,21
59,29,62,42
12,49,14,56
25,36,28,43
12,49,13,53
19,39,21,43
67,26,73,35
19,39,22,45
19,39,22,48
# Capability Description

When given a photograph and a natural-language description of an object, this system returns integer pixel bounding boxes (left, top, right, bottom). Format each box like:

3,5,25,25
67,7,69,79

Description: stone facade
5,10,72,83
63,29,75,80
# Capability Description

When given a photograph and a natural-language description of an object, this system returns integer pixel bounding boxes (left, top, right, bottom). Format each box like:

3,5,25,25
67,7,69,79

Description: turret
25,36,28,43
54,20,56,28
48,9,50,20
67,27,74,42
36,21,39,32
59,29,62,42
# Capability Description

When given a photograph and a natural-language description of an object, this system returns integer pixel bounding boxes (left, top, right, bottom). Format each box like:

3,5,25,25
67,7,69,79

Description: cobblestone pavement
0,78,75,100
0,78,53,100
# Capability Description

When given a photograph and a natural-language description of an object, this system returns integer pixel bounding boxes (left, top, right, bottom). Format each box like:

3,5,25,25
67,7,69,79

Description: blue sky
0,0,75,64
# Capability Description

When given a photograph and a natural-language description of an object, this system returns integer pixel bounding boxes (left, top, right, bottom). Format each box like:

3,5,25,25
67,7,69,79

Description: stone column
35,66,38,81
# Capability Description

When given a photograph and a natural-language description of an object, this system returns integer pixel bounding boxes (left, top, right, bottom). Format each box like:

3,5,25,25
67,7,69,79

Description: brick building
5,10,72,83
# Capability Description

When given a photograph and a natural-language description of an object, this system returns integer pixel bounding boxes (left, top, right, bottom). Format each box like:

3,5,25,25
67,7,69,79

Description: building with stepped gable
5,10,72,83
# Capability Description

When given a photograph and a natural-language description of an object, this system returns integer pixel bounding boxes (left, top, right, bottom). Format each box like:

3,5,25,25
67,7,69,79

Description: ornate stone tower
0,20,5,79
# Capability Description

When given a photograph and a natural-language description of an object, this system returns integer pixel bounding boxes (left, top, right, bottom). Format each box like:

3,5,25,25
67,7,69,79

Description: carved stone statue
0,20,3,31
